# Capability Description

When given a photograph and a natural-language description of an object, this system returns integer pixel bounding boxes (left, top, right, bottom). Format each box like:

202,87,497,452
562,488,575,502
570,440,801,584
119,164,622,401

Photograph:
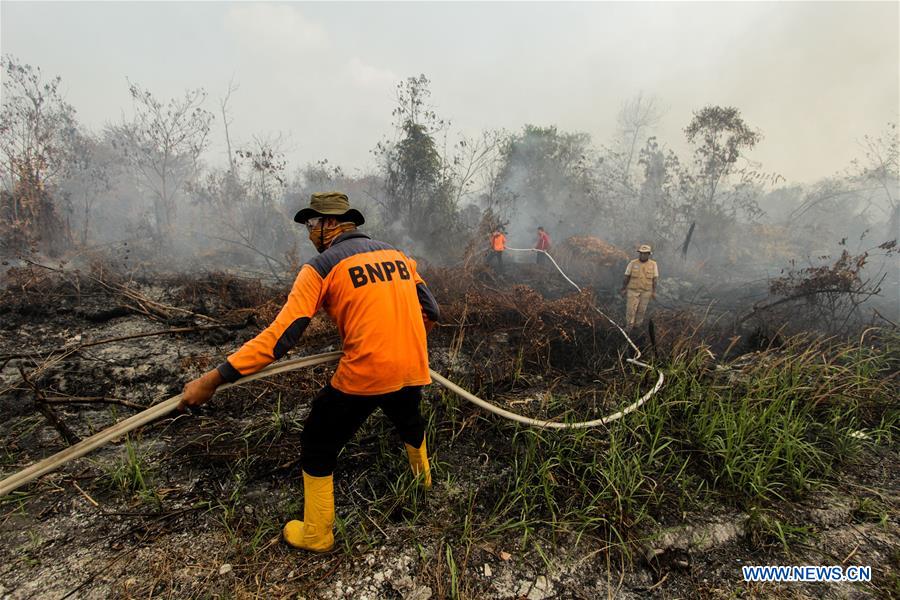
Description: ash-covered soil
0,264,897,599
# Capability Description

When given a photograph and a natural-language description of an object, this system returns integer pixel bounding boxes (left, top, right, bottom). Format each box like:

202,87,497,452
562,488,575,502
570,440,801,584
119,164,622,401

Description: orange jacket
491,232,506,251
217,231,440,395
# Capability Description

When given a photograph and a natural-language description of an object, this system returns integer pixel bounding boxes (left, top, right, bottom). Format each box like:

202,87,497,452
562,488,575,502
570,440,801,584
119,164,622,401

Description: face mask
308,221,356,253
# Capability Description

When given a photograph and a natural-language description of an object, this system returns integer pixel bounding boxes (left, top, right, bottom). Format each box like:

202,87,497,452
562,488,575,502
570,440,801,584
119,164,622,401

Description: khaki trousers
626,290,652,328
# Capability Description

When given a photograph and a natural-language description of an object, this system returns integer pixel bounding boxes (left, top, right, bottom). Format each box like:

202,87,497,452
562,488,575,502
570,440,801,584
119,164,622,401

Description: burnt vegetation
1,57,898,599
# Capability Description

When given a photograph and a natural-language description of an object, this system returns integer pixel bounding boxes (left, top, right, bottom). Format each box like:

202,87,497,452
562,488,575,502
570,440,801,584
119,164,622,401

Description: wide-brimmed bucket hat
638,244,652,253
293,192,365,226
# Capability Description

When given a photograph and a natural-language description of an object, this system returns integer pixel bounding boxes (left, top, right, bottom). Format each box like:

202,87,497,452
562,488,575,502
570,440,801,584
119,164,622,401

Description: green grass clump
105,434,155,500
648,334,898,503
445,331,898,555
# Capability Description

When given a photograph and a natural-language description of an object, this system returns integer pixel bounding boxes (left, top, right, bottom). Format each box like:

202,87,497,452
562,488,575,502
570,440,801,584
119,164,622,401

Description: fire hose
0,251,663,498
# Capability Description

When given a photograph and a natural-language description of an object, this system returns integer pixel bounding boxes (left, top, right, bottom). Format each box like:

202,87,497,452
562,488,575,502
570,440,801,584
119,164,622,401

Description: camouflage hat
293,192,365,226
638,244,652,253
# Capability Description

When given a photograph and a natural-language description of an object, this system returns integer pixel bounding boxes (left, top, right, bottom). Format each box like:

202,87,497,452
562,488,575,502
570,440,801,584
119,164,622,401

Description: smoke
1,45,897,326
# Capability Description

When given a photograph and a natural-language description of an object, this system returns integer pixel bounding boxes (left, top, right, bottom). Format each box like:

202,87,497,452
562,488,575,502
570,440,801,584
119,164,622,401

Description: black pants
536,251,548,265
487,250,504,272
301,385,426,477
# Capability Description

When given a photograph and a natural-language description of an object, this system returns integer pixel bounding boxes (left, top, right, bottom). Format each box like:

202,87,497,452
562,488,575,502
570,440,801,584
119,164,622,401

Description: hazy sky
2,1,898,184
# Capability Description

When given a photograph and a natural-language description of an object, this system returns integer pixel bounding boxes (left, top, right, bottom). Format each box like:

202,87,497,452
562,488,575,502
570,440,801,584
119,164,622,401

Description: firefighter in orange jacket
488,227,506,272
180,192,440,552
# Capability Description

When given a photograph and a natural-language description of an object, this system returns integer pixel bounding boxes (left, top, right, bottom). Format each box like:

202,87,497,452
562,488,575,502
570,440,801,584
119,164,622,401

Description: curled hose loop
487,246,664,421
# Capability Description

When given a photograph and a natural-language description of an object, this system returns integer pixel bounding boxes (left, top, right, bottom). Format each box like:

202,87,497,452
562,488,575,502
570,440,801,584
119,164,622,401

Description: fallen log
19,366,81,446
0,325,227,362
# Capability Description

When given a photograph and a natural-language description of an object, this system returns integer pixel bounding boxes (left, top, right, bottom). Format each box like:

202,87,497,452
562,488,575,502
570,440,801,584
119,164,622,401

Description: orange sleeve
218,265,324,381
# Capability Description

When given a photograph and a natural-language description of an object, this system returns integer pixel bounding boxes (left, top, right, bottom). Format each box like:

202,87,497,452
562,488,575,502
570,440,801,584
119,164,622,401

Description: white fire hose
0,250,663,497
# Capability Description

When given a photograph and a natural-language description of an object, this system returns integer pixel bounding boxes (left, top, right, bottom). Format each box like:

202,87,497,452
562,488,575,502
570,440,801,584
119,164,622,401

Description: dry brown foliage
550,235,629,289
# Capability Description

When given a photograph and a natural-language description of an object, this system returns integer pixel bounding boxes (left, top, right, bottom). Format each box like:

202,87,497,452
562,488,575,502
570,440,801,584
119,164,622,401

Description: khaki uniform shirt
624,259,659,292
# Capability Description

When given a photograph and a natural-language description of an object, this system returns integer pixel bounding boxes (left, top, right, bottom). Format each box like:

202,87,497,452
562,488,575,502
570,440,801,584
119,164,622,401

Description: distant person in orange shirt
534,226,551,265
180,192,440,553
488,227,507,273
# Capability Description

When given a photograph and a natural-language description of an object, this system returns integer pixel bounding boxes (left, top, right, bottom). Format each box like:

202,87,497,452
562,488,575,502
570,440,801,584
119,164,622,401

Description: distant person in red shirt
535,226,551,265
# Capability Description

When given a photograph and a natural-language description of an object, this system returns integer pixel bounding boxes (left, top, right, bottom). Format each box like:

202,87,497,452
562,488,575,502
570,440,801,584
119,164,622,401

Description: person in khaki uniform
620,244,659,329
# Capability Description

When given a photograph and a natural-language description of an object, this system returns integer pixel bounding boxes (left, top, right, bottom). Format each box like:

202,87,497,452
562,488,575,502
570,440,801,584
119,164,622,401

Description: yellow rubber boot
405,437,432,488
283,471,335,552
